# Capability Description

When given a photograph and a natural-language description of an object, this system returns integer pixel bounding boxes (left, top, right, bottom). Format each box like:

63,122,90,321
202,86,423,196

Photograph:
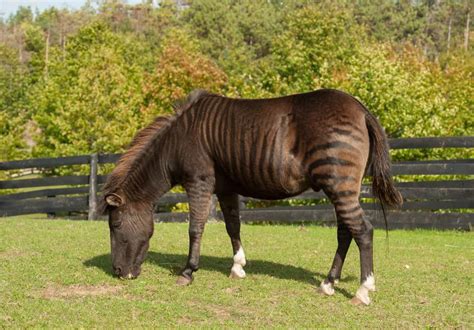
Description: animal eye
111,221,122,229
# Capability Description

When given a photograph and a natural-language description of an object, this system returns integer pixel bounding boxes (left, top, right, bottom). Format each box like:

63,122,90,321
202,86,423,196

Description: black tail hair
365,112,403,208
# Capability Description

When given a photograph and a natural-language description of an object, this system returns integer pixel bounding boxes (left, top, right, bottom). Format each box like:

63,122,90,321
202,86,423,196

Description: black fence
1,137,473,230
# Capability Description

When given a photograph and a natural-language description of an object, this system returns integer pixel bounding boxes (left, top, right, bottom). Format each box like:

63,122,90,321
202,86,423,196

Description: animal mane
100,89,211,212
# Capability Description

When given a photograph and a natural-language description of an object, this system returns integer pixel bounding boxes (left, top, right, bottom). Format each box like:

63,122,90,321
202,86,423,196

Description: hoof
176,275,193,286
350,296,367,306
352,288,371,306
352,274,374,304
319,281,335,296
229,265,246,279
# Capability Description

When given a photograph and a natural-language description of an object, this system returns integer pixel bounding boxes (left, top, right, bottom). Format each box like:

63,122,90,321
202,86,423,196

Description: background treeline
0,0,472,162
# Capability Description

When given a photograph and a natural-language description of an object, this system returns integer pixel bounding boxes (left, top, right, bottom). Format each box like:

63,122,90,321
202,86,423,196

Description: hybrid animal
102,89,402,305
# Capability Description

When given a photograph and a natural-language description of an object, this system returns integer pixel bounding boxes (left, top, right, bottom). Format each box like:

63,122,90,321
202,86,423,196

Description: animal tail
365,111,403,208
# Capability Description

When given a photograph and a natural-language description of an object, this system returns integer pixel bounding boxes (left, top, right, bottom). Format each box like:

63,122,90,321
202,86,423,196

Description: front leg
176,179,214,286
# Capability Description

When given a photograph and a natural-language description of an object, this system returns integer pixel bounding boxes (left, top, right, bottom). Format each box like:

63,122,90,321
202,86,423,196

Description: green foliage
30,22,150,156
257,4,364,94
184,0,281,71
0,46,29,160
239,4,472,162
7,6,34,24
0,1,472,161
141,29,227,121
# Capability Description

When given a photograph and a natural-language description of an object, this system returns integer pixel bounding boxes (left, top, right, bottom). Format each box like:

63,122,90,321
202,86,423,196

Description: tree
248,3,364,95
141,29,227,121
0,0,471,162
0,45,29,160
30,22,151,156
243,3,471,146
184,0,281,72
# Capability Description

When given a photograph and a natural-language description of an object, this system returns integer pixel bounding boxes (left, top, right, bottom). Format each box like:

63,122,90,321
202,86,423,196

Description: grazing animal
101,89,402,305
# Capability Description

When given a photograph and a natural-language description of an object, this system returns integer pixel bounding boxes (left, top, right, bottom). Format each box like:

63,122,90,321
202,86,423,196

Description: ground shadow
84,252,354,298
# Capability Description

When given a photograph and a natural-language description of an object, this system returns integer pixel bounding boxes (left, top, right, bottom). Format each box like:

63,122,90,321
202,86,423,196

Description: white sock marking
355,273,375,305
233,247,246,267
320,281,335,296
364,274,376,292
230,247,246,279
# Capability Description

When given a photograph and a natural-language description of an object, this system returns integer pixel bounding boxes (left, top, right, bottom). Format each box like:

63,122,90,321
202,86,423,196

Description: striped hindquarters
304,113,370,221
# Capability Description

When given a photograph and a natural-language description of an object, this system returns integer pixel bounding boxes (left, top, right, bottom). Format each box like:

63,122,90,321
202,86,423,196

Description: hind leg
332,195,375,305
350,216,375,305
313,175,375,304
320,222,352,295
217,193,247,279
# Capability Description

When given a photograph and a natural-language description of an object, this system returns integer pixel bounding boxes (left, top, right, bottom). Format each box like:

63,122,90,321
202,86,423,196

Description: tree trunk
15,25,23,63
465,12,470,51
447,17,452,53
44,27,50,77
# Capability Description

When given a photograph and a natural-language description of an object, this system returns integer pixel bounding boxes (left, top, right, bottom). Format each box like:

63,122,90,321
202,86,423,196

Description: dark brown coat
102,89,402,305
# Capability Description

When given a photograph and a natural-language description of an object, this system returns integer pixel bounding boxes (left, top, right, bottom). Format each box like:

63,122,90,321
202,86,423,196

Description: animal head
104,193,154,279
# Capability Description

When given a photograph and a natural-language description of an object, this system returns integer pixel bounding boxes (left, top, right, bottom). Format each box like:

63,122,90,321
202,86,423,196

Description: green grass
0,218,472,328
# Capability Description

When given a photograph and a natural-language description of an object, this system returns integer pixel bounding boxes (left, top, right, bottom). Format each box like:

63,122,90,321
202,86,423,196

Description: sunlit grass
0,218,472,327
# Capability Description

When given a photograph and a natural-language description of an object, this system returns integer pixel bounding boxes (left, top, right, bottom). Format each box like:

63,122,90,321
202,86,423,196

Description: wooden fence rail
1,137,473,230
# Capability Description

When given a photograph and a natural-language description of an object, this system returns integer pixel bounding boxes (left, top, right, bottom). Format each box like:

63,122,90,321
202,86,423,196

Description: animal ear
105,193,124,207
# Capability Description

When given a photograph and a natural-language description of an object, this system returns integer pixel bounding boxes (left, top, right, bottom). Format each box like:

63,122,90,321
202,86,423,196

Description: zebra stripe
338,205,363,216
339,121,366,135
308,157,355,172
305,141,357,161
330,127,364,142
311,174,356,184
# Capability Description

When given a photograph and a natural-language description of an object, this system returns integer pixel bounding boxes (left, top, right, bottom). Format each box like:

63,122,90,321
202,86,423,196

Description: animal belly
221,158,309,200
213,109,308,199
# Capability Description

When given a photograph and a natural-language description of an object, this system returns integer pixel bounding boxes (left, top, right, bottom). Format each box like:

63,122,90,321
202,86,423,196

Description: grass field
0,217,472,328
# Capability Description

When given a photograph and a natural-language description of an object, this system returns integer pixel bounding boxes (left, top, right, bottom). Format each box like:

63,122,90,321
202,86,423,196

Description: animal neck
104,89,211,207
121,146,172,205
104,118,175,207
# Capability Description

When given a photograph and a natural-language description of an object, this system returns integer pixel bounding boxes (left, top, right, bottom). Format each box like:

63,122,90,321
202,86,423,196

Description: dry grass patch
0,249,35,259
40,283,123,299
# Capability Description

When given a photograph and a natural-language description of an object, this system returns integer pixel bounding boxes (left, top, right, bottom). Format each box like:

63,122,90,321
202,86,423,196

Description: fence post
88,153,98,220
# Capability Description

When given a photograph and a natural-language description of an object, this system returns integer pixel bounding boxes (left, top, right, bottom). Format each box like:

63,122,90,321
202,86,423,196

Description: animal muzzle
119,273,136,280
113,266,140,279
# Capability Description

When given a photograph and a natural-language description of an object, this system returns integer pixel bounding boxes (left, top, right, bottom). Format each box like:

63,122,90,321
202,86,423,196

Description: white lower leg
229,247,246,279
355,274,375,305
320,280,335,296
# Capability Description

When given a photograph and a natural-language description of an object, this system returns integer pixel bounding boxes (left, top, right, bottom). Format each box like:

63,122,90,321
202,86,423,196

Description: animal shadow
84,252,354,298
